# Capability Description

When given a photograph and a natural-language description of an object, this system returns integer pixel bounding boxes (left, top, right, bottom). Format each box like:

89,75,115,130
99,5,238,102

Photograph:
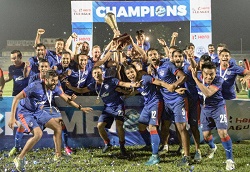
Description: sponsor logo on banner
190,0,211,20
192,34,210,40
71,1,93,22
196,46,206,56
71,35,92,54
192,6,210,14
228,116,250,131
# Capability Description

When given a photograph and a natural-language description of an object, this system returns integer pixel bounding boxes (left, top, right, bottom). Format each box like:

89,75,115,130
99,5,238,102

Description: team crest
159,70,164,77
29,122,33,127
104,84,109,90
226,70,231,75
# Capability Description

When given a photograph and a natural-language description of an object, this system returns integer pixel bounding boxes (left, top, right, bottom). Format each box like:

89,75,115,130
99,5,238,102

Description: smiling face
78,54,88,69
125,67,137,83
172,51,184,68
92,67,103,82
55,41,64,53
219,51,231,64
147,49,159,66
39,61,50,77
36,45,46,59
45,75,59,90
202,68,216,85
61,53,71,67
10,53,22,66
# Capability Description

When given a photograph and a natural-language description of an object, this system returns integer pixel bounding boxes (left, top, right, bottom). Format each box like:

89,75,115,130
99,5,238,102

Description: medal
46,88,53,113
95,82,103,105
95,97,101,104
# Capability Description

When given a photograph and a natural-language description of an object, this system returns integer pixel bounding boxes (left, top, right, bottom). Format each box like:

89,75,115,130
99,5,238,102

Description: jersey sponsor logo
141,91,148,96
36,101,47,105
101,92,109,98
15,76,25,81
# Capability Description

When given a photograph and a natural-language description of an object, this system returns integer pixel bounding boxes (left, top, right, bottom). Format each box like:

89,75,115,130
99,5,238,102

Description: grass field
1,141,250,172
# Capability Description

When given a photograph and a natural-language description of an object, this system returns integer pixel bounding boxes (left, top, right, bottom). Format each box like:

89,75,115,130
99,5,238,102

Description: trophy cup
104,12,132,50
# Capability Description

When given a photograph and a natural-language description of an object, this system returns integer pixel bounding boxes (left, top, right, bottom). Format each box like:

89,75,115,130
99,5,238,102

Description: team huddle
1,28,248,171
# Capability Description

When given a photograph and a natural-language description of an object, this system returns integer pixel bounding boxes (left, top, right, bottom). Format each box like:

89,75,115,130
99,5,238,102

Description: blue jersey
8,62,29,96
216,64,246,100
28,56,56,77
196,74,225,108
181,63,198,98
157,61,185,102
128,41,150,51
28,73,41,84
136,74,162,105
19,80,63,112
46,50,61,66
66,61,93,95
87,77,124,107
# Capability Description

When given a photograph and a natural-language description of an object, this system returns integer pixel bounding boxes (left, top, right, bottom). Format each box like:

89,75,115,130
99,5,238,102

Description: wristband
0,90,2,93
163,45,167,47
66,97,72,103
78,104,82,110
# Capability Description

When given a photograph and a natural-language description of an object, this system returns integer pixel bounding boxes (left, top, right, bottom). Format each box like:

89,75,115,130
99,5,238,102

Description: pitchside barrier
0,96,249,150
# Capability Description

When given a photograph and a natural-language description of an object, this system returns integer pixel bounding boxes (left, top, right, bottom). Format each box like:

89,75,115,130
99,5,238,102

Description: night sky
0,0,250,52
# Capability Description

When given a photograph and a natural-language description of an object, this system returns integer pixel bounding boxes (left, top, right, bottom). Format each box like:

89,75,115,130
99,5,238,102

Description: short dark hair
201,62,216,71
56,38,64,43
136,29,145,36
45,69,58,78
147,48,158,56
92,66,102,73
35,43,46,49
11,50,22,58
219,48,231,55
172,49,184,56
39,58,49,64
200,55,211,62
208,44,214,47
217,43,227,49
62,51,71,56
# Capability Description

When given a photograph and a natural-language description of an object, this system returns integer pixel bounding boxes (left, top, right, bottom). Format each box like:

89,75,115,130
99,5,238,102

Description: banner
71,0,211,57
1,96,250,150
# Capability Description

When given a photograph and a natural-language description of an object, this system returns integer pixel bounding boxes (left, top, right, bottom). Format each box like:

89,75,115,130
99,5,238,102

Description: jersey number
220,114,227,123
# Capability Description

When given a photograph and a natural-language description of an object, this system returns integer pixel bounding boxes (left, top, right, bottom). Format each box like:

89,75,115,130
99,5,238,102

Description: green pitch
2,141,250,171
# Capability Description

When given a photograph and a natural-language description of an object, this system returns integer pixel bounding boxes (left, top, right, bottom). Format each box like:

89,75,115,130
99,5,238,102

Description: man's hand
24,61,30,68
175,88,186,94
172,32,178,38
37,29,45,35
157,38,167,46
191,67,198,80
71,32,78,39
80,107,93,113
8,117,17,130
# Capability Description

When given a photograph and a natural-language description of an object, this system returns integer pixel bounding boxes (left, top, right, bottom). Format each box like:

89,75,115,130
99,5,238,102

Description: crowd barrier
0,96,249,150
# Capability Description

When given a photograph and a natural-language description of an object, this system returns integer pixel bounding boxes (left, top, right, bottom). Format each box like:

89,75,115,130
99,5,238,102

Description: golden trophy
104,12,132,50
104,12,119,33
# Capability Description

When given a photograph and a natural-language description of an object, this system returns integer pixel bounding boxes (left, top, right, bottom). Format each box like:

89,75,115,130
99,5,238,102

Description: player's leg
45,118,62,159
9,125,25,157
115,119,126,155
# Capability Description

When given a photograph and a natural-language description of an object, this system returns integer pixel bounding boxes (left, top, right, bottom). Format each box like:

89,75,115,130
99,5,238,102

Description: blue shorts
98,105,125,129
200,105,228,131
43,106,62,119
16,104,52,132
187,96,199,126
139,101,163,126
164,97,187,123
